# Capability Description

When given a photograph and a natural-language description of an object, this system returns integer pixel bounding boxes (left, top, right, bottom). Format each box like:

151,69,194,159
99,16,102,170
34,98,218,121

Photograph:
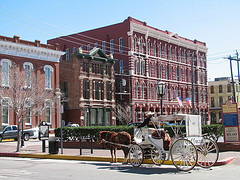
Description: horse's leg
114,147,117,163
122,147,129,164
110,146,114,163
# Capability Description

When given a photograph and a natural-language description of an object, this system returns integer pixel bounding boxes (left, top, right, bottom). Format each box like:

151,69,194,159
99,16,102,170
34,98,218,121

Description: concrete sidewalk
0,139,239,166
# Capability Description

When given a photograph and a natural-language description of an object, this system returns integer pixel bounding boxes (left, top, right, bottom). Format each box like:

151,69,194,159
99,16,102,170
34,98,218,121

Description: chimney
35,40,40,47
13,35,20,43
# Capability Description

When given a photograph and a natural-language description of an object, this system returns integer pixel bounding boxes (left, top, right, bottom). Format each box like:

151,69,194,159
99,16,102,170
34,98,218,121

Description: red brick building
59,47,116,126
0,35,65,129
48,17,209,124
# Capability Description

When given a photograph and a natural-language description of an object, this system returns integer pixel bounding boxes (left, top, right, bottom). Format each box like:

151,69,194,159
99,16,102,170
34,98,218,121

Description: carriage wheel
129,144,144,167
196,137,219,168
170,139,198,171
151,147,166,166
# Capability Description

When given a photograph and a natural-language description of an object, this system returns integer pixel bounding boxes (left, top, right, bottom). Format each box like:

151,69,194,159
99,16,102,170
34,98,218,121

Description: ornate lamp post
156,82,166,115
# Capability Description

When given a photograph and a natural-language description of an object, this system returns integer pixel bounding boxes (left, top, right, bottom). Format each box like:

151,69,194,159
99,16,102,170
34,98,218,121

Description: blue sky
0,0,240,81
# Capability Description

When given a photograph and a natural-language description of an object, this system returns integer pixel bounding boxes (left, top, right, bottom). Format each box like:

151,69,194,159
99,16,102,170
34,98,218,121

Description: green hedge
54,124,223,141
54,126,134,141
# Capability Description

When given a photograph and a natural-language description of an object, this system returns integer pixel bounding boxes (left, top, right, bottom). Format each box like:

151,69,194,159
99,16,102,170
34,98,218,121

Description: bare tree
114,103,132,125
0,63,58,152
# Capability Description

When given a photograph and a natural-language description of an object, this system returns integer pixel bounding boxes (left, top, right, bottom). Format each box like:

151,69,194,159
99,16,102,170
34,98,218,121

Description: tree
0,63,59,152
114,103,132,125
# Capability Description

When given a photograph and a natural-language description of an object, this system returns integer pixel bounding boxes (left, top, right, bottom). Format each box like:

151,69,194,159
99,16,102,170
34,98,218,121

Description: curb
0,152,235,166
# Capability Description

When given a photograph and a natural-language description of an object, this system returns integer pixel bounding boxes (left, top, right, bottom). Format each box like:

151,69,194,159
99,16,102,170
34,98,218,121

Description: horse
97,131,131,164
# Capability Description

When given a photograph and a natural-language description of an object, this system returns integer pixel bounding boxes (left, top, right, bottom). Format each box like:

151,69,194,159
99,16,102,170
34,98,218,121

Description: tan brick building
60,48,116,126
208,77,240,124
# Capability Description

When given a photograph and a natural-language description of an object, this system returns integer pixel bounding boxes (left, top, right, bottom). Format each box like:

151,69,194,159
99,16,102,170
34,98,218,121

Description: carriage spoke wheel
129,144,144,167
151,147,166,166
196,137,219,168
170,139,198,171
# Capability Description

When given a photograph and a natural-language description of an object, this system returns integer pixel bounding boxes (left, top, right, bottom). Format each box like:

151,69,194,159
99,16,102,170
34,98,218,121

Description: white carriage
128,114,219,171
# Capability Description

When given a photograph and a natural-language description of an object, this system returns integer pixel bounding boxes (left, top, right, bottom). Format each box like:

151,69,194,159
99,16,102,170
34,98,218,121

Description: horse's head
96,131,107,144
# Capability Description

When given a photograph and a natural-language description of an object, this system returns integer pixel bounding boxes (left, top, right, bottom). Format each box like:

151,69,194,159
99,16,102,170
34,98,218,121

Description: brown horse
98,131,131,164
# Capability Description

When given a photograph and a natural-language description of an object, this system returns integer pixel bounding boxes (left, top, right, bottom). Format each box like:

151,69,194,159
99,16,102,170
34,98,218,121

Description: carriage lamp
156,82,166,115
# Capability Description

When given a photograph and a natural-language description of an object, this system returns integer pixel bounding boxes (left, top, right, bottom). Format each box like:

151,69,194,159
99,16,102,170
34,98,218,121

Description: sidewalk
0,139,239,166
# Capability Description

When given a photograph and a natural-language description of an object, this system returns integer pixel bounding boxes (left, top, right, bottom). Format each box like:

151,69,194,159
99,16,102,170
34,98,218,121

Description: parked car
0,125,34,142
29,127,39,139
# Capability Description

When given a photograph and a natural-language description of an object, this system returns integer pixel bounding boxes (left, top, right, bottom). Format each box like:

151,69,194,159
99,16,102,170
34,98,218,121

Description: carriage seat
151,130,172,150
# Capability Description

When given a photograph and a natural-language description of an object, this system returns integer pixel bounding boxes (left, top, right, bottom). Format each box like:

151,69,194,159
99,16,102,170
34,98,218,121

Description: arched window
211,86,214,94
135,82,138,99
45,100,52,124
23,62,33,88
227,84,231,92
44,65,53,89
219,85,223,93
1,59,11,86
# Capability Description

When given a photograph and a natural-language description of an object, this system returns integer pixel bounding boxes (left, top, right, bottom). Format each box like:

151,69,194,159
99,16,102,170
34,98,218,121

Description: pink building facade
48,17,209,124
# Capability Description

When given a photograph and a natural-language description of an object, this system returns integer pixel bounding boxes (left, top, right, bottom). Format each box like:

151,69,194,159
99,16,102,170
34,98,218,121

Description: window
142,84,144,99
149,86,152,99
66,48,69,60
175,48,177,61
170,87,173,100
95,81,99,100
219,85,223,93
227,84,231,92
165,66,168,79
169,47,172,60
165,87,168,100
159,65,162,79
44,65,53,89
119,37,123,53
211,86,214,94
94,43,98,48
120,60,124,74
170,67,172,80
148,63,151,77
135,82,138,99
134,60,137,74
83,79,89,99
140,39,143,54
106,82,111,100
102,41,106,54
72,47,76,53
179,50,182,62
211,97,215,107
100,81,104,100
164,45,167,58
87,44,91,51
82,61,88,72
1,59,11,86
25,100,31,124
184,50,186,63
110,39,114,54
180,69,182,81
140,61,144,75
154,63,157,77
175,68,178,80
2,99,9,124
45,101,51,124
134,37,137,52
159,44,162,58
106,65,110,75
148,42,150,55
23,62,33,88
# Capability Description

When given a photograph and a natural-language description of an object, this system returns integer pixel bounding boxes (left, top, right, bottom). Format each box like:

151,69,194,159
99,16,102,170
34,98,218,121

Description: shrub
54,124,223,142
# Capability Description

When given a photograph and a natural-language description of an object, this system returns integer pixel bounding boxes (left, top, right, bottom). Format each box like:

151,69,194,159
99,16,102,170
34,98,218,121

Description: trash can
48,137,59,154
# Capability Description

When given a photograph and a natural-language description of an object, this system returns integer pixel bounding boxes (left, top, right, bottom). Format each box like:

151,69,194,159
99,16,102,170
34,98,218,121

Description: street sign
221,101,240,143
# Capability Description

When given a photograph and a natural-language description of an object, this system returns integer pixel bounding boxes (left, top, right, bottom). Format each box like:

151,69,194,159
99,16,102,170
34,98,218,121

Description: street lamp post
156,82,166,115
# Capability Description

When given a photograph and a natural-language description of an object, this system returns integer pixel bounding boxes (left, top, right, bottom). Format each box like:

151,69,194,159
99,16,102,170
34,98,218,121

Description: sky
0,0,240,81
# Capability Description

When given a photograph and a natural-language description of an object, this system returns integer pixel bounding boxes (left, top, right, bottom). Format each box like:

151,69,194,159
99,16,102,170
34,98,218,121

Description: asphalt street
0,157,240,180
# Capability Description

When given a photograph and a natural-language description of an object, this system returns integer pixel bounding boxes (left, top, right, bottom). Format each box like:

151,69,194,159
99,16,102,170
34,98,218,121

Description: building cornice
130,22,208,53
0,40,65,62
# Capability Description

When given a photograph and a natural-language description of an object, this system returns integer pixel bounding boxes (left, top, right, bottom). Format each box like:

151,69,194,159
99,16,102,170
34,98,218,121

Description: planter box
217,142,240,151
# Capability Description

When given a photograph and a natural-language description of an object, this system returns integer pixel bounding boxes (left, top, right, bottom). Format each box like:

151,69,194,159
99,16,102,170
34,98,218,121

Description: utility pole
191,54,195,114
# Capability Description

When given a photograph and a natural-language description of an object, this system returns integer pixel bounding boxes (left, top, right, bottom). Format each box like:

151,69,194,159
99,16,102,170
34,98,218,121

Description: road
0,157,240,180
